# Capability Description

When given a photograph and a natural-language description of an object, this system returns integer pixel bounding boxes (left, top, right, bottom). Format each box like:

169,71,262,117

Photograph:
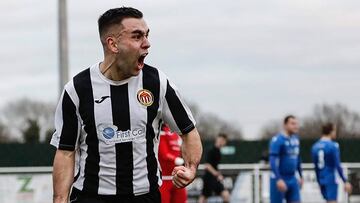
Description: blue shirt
311,138,347,185
269,133,302,180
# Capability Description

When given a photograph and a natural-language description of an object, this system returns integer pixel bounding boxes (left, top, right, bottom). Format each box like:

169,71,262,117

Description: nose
142,37,151,49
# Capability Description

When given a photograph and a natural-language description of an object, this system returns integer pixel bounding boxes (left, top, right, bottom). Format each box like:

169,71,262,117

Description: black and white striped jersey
50,62,196,196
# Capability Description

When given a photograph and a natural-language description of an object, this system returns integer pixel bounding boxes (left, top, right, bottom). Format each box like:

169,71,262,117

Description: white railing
1,164,359,203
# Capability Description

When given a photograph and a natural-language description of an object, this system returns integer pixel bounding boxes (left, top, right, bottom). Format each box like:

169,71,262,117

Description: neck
100,56,129,81
321,136,332,140
283,131,291,137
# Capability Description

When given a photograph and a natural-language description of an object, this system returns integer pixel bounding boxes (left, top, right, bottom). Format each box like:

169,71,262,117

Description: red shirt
158,126,182,176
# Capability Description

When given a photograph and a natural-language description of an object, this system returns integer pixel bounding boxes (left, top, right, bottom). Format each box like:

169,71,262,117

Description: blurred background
0,0,360,202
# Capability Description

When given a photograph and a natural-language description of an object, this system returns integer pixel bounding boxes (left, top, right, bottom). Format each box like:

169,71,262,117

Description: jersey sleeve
311,145,320,182
269,136,282,180
50,83,81,151
334,142,347,182
161,78,196,135
297,155,303,178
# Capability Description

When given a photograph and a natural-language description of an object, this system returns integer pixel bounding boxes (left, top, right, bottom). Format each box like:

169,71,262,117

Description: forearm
181,128,202,171
297,157,303,178
336,164,347,182
53,149,75,203
205,163,220,177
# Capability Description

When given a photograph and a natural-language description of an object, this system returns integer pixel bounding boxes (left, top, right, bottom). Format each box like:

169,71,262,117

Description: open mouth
137,53,148,69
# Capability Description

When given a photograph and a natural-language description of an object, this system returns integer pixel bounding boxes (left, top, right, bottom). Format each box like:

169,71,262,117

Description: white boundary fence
1,164,360,203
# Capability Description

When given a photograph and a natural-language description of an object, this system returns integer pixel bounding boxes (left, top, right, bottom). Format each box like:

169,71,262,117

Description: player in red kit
159,124,187,203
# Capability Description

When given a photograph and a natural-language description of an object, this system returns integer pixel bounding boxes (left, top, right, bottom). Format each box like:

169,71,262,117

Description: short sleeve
269,136,283,156
50,87,81,151
161,79,196,135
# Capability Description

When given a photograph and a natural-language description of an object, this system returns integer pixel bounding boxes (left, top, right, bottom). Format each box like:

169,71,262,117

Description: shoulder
331,141,340,149
142,64,169,89
312,140,321,150
142,64,160,78
271,134,284,144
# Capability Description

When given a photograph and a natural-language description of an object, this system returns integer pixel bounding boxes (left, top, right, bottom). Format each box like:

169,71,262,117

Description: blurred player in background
158,124,187,203
269,115,303,203
198,133,230,203
311,123,352,203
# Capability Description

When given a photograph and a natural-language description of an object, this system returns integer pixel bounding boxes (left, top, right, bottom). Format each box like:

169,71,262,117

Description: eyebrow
131,29,150,35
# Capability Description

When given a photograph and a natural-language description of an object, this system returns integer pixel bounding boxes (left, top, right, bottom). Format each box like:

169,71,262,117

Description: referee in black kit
50,7,202,203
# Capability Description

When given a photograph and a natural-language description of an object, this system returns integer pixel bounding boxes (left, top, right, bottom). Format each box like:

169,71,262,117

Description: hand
344,182,352,194
276,179,287,193
298,178,304,189
174,157,185,166
172,166,196,188
217,174,224,182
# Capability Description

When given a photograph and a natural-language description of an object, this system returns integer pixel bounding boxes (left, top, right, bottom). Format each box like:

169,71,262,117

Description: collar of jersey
95,61,134,86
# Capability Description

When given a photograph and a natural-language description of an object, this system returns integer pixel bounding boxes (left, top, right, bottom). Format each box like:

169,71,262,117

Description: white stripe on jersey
128,71,151,194
91,67,117,195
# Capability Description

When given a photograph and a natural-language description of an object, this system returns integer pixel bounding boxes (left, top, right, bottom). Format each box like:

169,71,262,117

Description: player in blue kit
311,123,352,203
269,115,303,203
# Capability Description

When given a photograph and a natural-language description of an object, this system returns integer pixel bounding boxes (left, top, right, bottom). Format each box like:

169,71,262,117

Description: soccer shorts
270,176,300,203
320,183,338,201
201,175,225,197
69,187,161,203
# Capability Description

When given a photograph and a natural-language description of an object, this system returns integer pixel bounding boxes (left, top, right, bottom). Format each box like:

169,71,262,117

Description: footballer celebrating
51,7,202,203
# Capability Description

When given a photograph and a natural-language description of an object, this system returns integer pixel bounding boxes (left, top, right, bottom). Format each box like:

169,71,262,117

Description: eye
132,34,143,40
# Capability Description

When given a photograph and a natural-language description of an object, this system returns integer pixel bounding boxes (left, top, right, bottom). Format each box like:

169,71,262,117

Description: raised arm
53,149,75,203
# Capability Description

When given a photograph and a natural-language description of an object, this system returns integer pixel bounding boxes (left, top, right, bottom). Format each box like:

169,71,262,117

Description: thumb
172,166,185,176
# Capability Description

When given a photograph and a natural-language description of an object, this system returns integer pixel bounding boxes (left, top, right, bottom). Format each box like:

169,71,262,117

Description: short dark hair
218,133,228,141
322,123,335,135
98,7,143,41
284,115,296,124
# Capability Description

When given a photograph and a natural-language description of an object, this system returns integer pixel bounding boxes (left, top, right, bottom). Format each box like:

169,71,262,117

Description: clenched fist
172,166,196,188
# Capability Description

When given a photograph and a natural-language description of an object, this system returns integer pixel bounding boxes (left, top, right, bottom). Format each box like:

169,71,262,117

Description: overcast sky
1,0,360,139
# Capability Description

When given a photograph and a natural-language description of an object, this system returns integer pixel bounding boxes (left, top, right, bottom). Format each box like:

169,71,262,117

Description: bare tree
0,122,11,143
300,103,360,139
188,103,243,140
260,103,360,139
0,98,56,142
260,120,282,139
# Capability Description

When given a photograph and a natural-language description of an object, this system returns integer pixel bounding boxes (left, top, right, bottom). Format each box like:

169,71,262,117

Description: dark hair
284,115,296,124
218,133,228,141
98,7,143,41
322,123,335,135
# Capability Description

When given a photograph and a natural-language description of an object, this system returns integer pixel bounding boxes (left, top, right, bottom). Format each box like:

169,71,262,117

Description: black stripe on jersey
165,80,195,134
110,84,134,195
73,68,100,194
58,90,78,151
142,65,161,192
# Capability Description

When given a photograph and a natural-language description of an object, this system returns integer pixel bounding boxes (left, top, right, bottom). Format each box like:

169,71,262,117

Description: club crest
137,89,154,106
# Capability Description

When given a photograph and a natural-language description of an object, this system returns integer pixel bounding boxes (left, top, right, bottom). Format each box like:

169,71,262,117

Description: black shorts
201,175,225,197
70,187,161,203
